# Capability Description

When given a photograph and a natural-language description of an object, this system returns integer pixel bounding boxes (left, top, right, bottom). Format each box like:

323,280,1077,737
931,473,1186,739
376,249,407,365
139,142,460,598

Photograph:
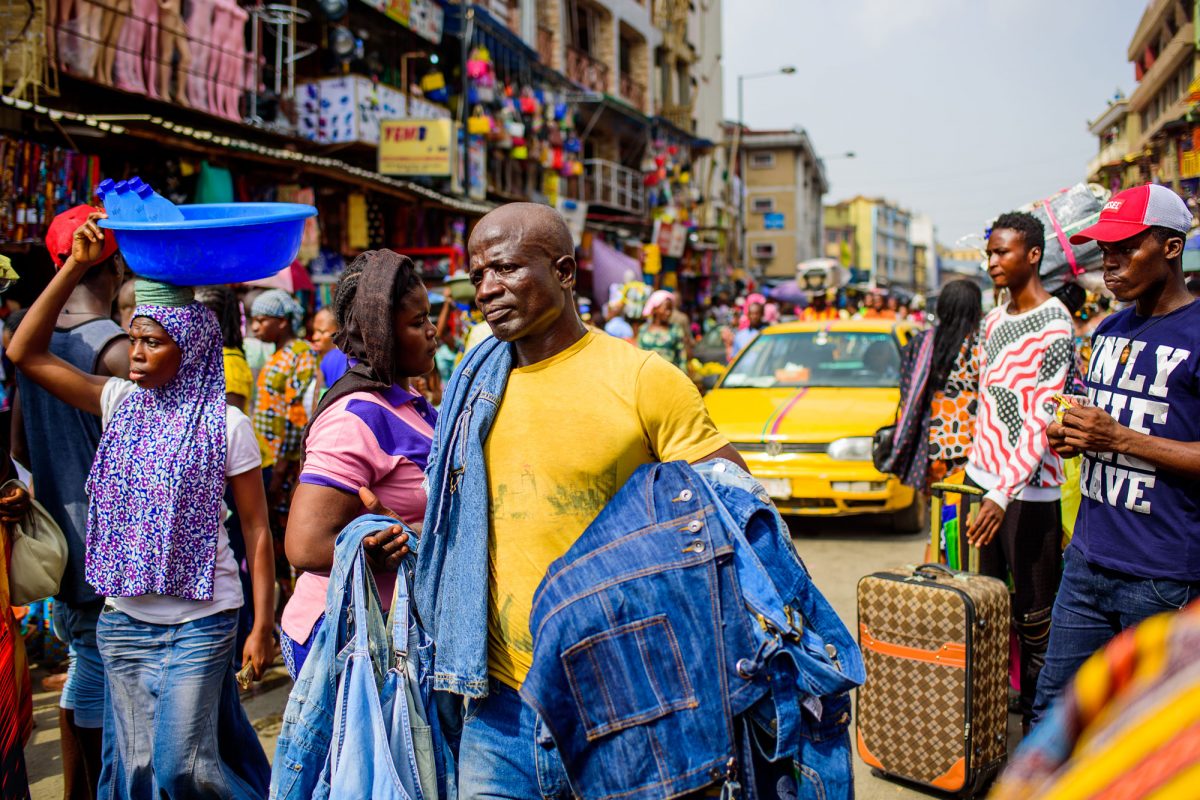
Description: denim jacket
271,516,413,800
416,335,512,698
519,460,864,800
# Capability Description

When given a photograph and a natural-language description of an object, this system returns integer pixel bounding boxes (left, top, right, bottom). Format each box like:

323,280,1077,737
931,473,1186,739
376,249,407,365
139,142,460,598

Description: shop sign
1181,148,1200,180
360,0,444,44
764,212,785,230
379,119,454,176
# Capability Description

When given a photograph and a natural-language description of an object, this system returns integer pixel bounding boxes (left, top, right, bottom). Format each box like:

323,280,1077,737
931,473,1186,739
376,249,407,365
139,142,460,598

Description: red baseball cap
1069,184,1193,245
44,205,119,269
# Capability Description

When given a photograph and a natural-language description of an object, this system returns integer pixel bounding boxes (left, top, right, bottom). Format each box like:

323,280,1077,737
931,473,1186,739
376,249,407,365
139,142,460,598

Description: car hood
704,386,899,443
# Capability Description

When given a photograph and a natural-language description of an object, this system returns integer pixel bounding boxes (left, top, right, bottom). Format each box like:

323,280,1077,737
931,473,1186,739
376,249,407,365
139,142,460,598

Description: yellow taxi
704,319,925,531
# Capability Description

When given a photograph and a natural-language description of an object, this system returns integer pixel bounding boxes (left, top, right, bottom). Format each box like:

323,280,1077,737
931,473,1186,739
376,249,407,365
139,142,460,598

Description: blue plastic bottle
132,183,185,222
98,178,129,219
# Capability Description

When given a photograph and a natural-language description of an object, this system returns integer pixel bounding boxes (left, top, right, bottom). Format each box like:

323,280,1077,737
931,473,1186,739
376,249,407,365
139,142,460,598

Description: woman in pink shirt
280,250,438,678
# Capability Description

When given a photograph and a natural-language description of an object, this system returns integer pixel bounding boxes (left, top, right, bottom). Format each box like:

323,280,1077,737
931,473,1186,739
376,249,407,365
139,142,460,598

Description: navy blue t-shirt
1072,300,1200,580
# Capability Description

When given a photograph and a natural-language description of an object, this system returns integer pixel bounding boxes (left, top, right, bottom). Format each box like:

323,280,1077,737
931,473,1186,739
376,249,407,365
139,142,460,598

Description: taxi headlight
827,436,873,461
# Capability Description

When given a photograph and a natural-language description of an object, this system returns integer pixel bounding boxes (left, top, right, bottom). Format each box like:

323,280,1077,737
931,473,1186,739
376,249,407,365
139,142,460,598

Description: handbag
327,541,442,800
4,479,68,605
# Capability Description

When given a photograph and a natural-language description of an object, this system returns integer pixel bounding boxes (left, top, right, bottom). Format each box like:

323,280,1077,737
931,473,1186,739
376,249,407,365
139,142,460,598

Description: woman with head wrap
279,250,437,679
9,213,276,797
635,289,687,370
249,288,317,532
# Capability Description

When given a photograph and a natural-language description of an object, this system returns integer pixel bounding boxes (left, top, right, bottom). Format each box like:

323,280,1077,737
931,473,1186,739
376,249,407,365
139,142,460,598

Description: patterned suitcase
855,483,1009,796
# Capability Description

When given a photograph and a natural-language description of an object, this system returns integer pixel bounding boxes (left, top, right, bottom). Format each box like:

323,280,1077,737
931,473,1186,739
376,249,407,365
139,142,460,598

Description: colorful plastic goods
98,203,318,285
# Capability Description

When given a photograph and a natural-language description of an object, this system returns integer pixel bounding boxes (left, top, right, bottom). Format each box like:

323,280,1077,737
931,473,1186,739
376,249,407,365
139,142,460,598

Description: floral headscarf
85,302,227,600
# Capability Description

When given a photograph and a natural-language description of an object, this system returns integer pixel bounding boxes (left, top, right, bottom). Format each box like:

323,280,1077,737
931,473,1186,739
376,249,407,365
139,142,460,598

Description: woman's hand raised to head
69,211,111,271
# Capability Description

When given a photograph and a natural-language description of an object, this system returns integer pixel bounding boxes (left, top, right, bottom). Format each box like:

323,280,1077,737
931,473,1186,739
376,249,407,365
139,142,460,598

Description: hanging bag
3,479,68,605
326,531,443,800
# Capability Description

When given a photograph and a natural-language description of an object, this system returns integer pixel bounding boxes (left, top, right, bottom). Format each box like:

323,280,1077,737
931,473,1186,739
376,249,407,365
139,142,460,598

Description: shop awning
1,95,495,216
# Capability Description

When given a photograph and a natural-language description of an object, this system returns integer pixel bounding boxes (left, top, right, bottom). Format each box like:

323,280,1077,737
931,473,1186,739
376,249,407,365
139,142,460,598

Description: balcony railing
583,158,645,215
566,46,609,93
619,73,646,111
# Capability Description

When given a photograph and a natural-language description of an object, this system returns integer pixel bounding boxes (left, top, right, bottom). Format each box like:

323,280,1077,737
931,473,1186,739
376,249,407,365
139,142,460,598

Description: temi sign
379,119,454,176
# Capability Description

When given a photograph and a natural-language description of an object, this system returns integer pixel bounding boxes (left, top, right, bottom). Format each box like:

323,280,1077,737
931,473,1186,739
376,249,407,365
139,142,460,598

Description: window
751,197,775,213
752,242,776,259
749,152,775,169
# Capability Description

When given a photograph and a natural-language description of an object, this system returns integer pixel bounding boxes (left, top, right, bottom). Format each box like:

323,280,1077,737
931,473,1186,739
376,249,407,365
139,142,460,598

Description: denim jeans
1032,545,1200,726
96,607,268,799
56,602,107,728
458,680,572,800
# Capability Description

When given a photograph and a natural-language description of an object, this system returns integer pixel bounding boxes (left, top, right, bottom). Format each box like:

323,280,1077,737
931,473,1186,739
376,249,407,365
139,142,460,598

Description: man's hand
967,499,1004,547
1047,422,1081,459
69,212,109,270
1058,405,1129,455
360,486,413,571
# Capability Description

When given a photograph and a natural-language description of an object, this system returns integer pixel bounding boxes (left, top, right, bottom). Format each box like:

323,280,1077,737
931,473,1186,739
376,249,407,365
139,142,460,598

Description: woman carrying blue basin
9,212,276,799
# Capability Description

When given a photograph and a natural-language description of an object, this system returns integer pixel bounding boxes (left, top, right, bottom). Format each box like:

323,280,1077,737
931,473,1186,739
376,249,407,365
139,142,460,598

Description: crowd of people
884,185,1200,794
0,181,1197,800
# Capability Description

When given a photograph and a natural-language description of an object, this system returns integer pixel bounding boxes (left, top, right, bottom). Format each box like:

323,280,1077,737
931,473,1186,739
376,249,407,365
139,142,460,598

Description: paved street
26,513,1012,800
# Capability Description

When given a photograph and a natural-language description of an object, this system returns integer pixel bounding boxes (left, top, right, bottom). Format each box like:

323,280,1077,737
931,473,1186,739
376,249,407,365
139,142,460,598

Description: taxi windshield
721,331,901,389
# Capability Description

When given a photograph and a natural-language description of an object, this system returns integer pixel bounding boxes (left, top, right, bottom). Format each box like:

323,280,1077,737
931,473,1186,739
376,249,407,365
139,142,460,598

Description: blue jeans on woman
457,680,573,800
96,607,268,799
1032,545,1200,726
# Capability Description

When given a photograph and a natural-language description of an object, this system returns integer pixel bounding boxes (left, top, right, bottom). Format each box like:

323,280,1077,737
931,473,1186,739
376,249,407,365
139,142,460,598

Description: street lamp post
734,66,796,281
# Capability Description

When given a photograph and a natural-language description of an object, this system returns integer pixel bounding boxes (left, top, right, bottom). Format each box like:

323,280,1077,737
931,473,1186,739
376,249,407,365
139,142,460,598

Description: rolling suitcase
855,483,1009,796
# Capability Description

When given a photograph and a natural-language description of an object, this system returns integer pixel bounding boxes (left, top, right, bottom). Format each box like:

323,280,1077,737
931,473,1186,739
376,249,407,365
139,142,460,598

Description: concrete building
1086,0,1200,196
909,214,938,294
740,128,828,279
822,196,915,292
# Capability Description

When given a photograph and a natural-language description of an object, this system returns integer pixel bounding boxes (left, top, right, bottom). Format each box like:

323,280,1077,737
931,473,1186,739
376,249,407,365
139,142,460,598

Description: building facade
740,128,828,279
822,196,915,292
1086,0,1200,199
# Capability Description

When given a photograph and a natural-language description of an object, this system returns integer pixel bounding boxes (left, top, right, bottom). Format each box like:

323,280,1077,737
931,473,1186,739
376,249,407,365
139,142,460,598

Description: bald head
469,203,574,261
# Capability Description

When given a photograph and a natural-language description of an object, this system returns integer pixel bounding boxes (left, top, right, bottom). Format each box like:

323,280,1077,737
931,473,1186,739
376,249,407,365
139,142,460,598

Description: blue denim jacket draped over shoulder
270,515,399,800
519,460,864,800
416,335,512,698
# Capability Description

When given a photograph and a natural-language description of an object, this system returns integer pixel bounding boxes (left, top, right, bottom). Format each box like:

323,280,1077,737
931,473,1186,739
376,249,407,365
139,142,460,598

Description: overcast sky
723,0,1147,247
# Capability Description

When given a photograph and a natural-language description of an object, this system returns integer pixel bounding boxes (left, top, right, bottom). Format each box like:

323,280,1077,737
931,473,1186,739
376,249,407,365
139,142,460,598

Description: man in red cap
12,205,127,795
1034,183,1200,725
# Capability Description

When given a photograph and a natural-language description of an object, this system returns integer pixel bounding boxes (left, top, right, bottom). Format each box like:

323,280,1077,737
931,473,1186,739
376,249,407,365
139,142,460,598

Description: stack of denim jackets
520,459,864,800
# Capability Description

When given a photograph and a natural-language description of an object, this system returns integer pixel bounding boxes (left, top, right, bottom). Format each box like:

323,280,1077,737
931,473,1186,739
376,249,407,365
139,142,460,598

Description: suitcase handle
914,562,955,578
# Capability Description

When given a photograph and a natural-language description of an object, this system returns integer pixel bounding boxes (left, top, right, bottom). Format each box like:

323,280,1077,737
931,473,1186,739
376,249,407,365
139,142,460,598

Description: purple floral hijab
85,302,227,600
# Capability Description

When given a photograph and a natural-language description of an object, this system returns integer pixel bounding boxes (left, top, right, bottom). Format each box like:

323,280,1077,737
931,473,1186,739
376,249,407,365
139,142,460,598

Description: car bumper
737,452,916,516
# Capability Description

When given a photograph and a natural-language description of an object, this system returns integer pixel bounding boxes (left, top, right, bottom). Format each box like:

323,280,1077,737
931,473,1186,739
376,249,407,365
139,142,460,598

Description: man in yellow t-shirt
459,203,746,797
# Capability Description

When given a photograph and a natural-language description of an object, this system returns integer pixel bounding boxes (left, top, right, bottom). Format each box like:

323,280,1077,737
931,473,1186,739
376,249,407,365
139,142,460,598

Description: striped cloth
992,599,1200,799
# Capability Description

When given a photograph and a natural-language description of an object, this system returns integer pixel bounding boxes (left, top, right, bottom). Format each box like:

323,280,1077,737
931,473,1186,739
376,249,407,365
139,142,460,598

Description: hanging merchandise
193,161,235,204
467,106,493,136
511,145,528,160
347,192,369,251
0,137,103,244
466,46,493,82
420,69,448,103
519,86,538,116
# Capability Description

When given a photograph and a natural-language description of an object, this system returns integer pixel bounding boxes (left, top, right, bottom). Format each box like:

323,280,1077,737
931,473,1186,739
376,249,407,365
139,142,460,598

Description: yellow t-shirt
484,331,728,689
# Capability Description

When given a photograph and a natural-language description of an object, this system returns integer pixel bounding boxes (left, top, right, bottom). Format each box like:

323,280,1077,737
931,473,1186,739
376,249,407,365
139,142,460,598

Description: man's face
468,226,573,342
1097,229,1181,303
747,302,764,327
310,310,338,355
986,228,1039,290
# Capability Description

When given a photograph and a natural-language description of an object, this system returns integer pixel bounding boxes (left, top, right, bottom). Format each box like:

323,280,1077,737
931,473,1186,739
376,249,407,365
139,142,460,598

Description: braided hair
194,285,244,350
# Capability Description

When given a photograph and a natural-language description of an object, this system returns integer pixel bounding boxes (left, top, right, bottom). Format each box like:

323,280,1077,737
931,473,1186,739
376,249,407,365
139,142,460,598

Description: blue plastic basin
98,203,318,285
